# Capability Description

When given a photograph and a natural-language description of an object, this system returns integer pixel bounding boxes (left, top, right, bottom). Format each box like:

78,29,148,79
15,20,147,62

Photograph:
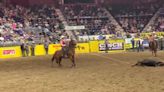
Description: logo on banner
3,50,15,55
76,45,85,50
142,40,149,47
99,43,124,51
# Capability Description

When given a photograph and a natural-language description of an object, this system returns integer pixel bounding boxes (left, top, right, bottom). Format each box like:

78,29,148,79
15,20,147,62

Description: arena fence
0,38,154,59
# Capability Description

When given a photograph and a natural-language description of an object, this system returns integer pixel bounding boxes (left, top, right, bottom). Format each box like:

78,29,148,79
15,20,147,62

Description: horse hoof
71,65,76,68
59,65,62,67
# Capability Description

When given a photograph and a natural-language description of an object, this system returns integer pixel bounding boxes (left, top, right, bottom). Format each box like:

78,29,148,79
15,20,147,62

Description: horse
51,39,77,68
149,40,158,57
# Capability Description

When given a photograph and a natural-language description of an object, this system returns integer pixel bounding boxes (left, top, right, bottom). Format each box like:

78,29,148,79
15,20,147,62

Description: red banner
3,50,15,55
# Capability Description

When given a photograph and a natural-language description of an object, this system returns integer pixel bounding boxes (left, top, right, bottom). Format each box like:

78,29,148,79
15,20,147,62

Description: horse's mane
69,39,76,48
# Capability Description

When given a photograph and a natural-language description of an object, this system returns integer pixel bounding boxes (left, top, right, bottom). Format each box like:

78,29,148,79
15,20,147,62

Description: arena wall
0,39,127,59
1,32,164,58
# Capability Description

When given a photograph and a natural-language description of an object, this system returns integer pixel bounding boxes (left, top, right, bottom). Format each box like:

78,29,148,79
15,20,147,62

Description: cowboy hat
60,36,65,39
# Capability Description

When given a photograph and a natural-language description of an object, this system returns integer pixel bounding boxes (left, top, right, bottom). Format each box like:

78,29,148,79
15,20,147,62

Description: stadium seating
0,1,163,46
0,3,63,46
152,7,164,32
61,4,117,36
108,3,160,33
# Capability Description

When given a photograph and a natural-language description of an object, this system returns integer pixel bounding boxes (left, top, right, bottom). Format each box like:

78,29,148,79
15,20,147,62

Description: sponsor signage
99,43,124,51
3,50,15,55
142,40,149,47
65,25,85,30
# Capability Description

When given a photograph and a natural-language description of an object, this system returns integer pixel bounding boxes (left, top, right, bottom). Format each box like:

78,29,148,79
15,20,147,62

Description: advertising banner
48,44,61,54
0,46,21,58
142,40,149,48
75,43,90,53
99,43,124,51
3,50,15,55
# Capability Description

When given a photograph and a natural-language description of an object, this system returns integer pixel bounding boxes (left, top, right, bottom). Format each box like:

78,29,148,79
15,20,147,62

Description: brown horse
51,39,77,67
149,40,158,57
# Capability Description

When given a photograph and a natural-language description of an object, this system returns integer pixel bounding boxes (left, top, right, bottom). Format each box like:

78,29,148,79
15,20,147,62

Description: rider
148,32,156,48
149,32,156,42
60,36,68,58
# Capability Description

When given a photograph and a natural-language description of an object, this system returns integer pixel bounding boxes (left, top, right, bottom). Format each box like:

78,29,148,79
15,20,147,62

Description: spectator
31,41,35,56
131,38,135,51
25,42,29,56
104,39,109,53
136,38,144,52
44,40,49,55
20,42,25,57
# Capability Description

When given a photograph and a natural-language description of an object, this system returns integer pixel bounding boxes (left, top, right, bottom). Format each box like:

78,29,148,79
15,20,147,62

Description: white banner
78,35,113,41
65,26,85,30
99,43,124,51
125,38,132,44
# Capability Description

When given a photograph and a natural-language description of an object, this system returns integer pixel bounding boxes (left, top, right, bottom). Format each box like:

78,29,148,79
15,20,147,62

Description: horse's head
69,39,77,48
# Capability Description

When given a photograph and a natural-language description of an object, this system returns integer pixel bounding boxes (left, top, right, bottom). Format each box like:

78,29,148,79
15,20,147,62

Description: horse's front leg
51,55,55,67
70,55,76,68
51,60,54,68
154,51,157,57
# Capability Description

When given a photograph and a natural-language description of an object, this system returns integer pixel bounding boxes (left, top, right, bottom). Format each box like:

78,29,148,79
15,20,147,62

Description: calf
132,59,164,67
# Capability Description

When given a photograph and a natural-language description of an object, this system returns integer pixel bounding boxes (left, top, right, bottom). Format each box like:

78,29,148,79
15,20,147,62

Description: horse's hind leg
56,58,59,64
58,57,62,67
70,55,76,68
51,55,55,67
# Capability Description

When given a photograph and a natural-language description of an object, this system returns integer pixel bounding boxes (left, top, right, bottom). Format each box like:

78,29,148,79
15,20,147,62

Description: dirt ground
0,51,164,92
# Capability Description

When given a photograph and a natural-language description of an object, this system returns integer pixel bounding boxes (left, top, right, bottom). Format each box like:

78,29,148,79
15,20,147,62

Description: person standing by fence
21,42,25,57
44,40,49,55
31,41,35,56
136,38,144,52
25,42,29,56
104,39,109,53
131,38,135,51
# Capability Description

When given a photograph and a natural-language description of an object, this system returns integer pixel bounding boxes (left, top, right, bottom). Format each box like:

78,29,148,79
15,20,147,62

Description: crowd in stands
0,2,163,46
109,3,161,33
0,3,64,46
152,7,164,32
62,4,117,36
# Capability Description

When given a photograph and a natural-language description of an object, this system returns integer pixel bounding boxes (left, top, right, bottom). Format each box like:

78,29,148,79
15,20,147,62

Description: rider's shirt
60,39,66,47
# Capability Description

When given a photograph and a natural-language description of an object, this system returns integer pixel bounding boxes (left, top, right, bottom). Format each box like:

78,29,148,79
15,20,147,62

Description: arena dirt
0,51,164,92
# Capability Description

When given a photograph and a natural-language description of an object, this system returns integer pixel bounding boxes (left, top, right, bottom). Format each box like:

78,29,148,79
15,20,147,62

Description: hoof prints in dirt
132,59,164,67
